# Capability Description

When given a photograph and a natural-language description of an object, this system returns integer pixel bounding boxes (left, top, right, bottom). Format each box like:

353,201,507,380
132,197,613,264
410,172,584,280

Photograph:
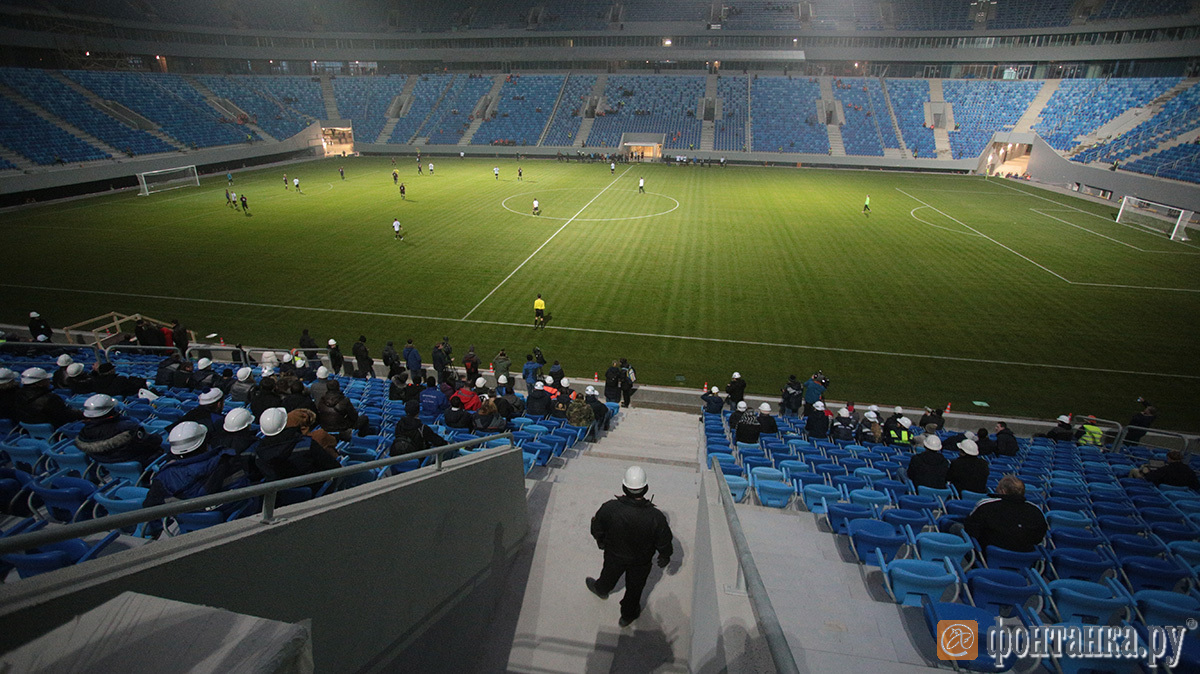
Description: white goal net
1115,196,1195,241
137,165,199,196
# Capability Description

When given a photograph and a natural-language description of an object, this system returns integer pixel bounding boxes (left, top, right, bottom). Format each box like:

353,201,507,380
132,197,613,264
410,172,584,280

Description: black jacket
316,392,359,432
907,450,950,489
590,495,674,564
604,366,622,398
74,414,162,466
725,379,746,404
526,389,552,416
299,333,318,361
947,455,990,495
249,390,283,420
1145,462,1200,491
444,407,473,429
965,494,1048,553
993,428,1020,456
390,416,448,456
759,414,778,435
830,416,856,442
700,392,723,414
16,386,81,428
804,409,829,439
329,346,345,374
0,383,18,422
734,414,761,445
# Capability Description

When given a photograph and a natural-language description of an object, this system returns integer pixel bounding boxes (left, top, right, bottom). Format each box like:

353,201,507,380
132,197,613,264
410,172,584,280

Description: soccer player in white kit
494,167,500,180
393,218,403,240
532,199,540,216
610,162,615,175
293,177,301,193
638,177,645,193
428,163,434,175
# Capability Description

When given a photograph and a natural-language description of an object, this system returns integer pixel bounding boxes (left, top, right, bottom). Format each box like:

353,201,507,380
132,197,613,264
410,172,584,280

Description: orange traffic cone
593,372,599,381
944,402,952,413
220,337,226,346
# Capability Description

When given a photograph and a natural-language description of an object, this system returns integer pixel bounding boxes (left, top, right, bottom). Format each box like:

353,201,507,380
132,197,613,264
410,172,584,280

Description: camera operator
1125,397,1158,445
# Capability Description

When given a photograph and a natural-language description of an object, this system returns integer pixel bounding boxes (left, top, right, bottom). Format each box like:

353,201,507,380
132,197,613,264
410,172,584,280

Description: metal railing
104,343,184,361
0,433,513,557
1111,426,1194,457
711,465,800,674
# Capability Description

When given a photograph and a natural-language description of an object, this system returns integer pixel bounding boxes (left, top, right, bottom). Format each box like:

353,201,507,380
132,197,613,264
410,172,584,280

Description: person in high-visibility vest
886,416,912,447
1078,416,1104,446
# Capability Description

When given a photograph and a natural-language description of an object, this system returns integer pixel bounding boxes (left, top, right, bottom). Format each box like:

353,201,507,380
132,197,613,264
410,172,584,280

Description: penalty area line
1,282,1198,381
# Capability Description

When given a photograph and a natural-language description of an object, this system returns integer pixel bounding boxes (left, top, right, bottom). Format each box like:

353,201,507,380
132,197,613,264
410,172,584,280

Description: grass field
2,155,1198,430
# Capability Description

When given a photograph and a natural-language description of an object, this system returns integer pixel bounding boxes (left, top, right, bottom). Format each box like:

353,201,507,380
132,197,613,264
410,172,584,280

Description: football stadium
0,0,1198,671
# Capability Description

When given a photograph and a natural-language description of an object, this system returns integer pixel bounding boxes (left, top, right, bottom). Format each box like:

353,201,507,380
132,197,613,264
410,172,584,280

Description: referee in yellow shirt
534,294,546,329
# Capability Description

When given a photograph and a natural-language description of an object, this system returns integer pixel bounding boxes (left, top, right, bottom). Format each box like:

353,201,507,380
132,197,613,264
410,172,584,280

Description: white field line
2,282,1198,380
897,189,1200,294
910,206,984,237
1031,209,1200,255
460,165,633,320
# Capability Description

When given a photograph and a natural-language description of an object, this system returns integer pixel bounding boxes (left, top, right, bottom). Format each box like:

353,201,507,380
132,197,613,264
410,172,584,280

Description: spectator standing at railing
1125,400,1158,444
171,319,189,357
27,311,52,342
298,329,318,361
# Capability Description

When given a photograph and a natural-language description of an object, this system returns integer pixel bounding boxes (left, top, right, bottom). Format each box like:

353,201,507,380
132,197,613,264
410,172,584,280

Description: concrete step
573,117,594,147
459,74,505,146
320,74,338,119
700,120,715,151
933,128,952,157
537,73,572,146
879,79,909,158
376,118,400,144
826,124,845,156
1013,79,1058,134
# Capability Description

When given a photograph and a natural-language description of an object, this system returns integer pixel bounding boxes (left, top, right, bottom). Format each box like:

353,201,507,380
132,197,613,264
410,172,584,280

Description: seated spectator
856,410,881,444
388,373,409,401
144,421,251,515
180,387,226,429
292,357,315,383
918,407,945,430
472,377,493,401
729,400,748,430
757,403,778,435
495,388,525,419
443,398,473,429
308,366,333,402
89,362,145,397
278,352,296,376
964,475,1048,553
526,381,552,417
230,367,255,403
566,391,595,430
700,386,724,415
583,386,611,432
317,380,372,439
390,399,448,457
249,376,283,419
473,398,508,433
280,377,317,413
907,435,949,489
885,417,913,447
190,358,221,390
51,354,74,389
0,368,18,421
154,353,184,387
991,421,1019,456
1136,450,1199,491
947,439,988,494
420,376,448,416
734,404,762,445
212,407,258,454
255,407,340,481
829,407,856,442
450,384,482,412
541,375,560,399
16,367,82,428
942,430,977,453
1040,415,1077,443
494,375,515,397
63,363,92,394
75,393,163,467
804,401,830,440
974,427,997,456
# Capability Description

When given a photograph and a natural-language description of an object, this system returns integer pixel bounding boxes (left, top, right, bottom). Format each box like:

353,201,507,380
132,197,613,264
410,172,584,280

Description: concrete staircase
320,74,338,119
928,79,953,157
573,118,594,147
699,73,718,151
48,72,186,152
0,144,34,170
185,76,277,142
376,76,419,144
818,77,844,155
1069,77,1200,155
745,75,753,152
879,78,909,158
1118,127,1200,165
409,74,457,143
537,73,572,146
459,74,505,146
0,81,120,158
572,74,607,147
826,124,845,156
1012,79,1059,134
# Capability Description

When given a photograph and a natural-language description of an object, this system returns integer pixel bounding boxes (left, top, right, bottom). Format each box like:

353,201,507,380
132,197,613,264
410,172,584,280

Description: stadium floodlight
1115,195,1195,241
137,165,200,196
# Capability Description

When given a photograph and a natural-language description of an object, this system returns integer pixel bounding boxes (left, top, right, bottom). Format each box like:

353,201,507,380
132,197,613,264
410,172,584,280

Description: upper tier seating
1091,0,1192,21
422,75,495,145
622,0,708,23
472,74,565,147
724,2,805,30
389,74,454,144
751,77,829,154
1124,143,1200,183
0,95,109,165
331,75,410,144
833,78,898,157
587,75,704,150
892,0,974,30
943,79,1042,159
470,0,534,29
1073,83,1200,167
1034,78,1180,151
0,68,174,156
988,0,1074,29
715,75,748,153
247,76,325,121
541,74,596,147
195,75,313,141
65,71,250,149
886,79,936,159
536,0,612,30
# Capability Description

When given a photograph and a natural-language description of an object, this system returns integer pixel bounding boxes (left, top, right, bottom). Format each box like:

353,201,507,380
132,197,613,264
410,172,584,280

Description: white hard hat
168,421,208,455
66,363,84,378
865,411,878,421
813,401,825,411
260,366,274,377
316,366,330,379
965,431,978,441
294,357,306,368
36,335,48,342
236,367,253,382
498,375,508,384
83,394,116,418
838,407,850,418
29,311,39,318
259,407,288,437
899,417,912,429
328,339,337,347
560,378,570,387
869,405,879,413
960,439,979,456
894,406,903,414
586,386,598,396
710,386,719,394
534,381,544,390
0,368,15,384
759,402,771,412
281,353,293,363
924,435,942,451
56,354,73,367
476,377,487,388
1056,415,1071,425
545,375,553,384
20,367,50,385
732,372,741,379
736,401,747,411
198,388,223,405
223,407,254,433
196,358,212,370
622,465,647,491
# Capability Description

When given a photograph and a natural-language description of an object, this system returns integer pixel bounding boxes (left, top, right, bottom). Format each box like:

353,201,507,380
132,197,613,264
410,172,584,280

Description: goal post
1115,195,1194,241
137,165,199,196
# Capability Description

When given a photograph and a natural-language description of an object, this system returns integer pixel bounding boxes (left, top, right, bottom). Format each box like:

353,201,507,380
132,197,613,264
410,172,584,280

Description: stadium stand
388,74,454,144
472,74,565,147
750,77,829,154
943,79,1042,159
331,75,409,144
0,157,16,171
0,68,174,157
831,78,891,157
1090,0,1193,21
246,76,325,122
0,95,109,165
194,75,313,141
541,74,596,147
1074,82,1200,168
989,0,1075,29
422,75,495,146
621,0,708,23
64,71,251,149
884,79,937,159
1034,78,1181,151
715,75,748,153
723,2,805,30
892,0,975,30
536,0,613,30
1124,143,1200,183
587,75,704,150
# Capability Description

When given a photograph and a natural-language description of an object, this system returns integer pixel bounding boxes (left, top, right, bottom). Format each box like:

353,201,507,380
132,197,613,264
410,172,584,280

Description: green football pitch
2,155,1198,430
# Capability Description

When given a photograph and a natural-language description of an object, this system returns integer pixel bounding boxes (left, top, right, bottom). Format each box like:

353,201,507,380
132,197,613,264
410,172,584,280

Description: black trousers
594,554,652,620
621,386,635,406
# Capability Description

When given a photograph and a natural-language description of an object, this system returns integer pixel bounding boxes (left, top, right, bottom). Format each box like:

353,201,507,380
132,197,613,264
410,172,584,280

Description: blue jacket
522,361,541,386
420,386,448,415
403,345,422,373
802,379,826,404
144,447,248,507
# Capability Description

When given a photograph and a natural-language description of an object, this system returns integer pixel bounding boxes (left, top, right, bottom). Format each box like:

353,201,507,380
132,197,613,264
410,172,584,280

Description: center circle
501,187,679,221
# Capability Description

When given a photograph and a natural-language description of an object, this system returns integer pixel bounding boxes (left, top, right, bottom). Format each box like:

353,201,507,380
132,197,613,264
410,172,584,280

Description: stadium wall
1023,135,1200,214
0,447,530,673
